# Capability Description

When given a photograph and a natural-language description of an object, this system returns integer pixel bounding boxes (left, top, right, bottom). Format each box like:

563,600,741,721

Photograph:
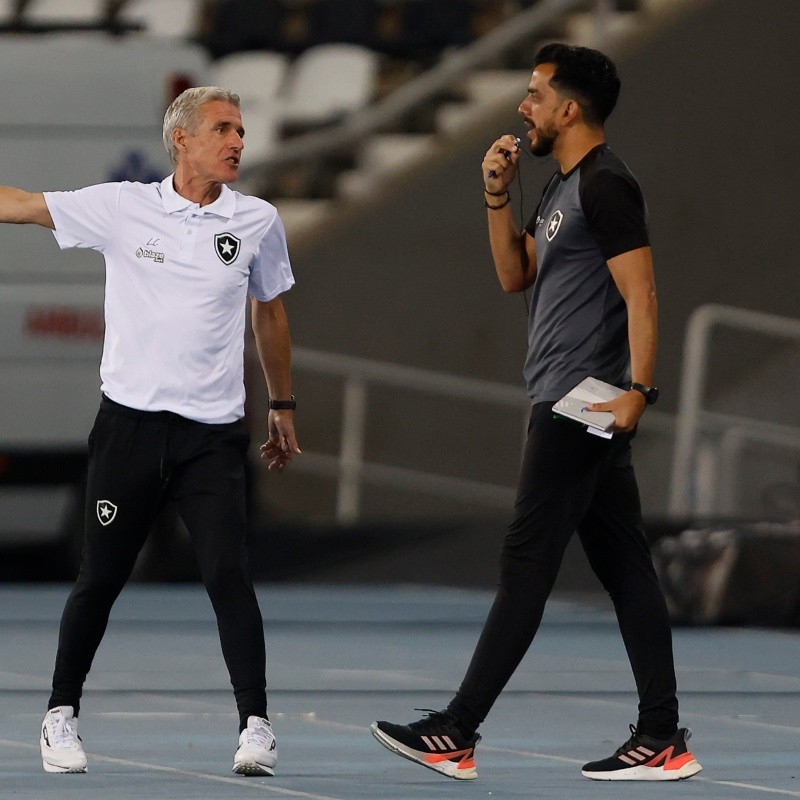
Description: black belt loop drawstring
160,412,172,483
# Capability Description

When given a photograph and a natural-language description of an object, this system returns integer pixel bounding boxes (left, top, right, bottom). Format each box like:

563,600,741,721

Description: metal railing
293,302,800,524
291,347,531,522
290,346,677,523
668,304,800,518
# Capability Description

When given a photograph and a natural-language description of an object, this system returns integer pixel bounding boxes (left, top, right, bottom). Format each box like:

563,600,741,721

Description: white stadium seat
119,0,201,39
210,52,291,162
25,0,105,23
0,0,14,24
281,44,379,129
210,51,289,105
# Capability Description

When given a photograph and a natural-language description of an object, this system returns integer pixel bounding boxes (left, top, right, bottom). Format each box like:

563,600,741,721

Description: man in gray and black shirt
524,143,649,402
371,44,702,783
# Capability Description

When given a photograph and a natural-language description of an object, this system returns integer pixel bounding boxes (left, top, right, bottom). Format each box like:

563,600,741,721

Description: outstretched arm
0,187,54,228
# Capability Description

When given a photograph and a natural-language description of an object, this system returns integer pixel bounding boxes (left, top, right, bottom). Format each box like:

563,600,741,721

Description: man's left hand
587,390,646,432
259,410,301,472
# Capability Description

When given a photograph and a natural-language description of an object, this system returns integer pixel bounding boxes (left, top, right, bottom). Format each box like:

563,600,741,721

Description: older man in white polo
0,86,300,777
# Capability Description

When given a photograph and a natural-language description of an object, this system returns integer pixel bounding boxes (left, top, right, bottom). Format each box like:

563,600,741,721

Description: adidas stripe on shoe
232,716,277,776
581,724,702,781
40,706,87,774
371,710,480,780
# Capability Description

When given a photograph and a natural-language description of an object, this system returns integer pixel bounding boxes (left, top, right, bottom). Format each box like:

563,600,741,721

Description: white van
0,35,208,553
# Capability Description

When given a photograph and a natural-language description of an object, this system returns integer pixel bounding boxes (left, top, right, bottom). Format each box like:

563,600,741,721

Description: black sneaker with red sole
371,710,480,780
582,724,702,781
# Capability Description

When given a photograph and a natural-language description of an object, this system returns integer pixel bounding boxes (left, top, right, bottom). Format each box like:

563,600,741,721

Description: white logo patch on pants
96,500,118,526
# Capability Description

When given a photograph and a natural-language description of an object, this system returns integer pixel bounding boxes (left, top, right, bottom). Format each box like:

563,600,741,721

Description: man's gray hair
162,86,241,165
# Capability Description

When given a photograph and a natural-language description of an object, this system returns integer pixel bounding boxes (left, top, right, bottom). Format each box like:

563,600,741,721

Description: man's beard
530,126,557,157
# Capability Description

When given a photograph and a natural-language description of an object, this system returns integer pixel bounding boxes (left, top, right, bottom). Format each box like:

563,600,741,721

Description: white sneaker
40,706,87,774
232,715,277,776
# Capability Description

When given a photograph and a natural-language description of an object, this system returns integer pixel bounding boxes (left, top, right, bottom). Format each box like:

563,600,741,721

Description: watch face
647,386,659,404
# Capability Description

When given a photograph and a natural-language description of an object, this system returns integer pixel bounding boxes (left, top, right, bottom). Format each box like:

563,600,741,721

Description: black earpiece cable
515,137,538,314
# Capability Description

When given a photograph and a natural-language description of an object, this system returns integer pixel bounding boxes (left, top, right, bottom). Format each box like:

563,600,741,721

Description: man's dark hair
533,43,621,126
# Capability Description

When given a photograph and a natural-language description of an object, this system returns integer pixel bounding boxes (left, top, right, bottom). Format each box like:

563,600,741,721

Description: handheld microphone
488,137,521,178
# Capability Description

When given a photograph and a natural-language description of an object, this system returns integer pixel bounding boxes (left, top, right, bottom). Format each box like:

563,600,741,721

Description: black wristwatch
629,383,659,405
268,395,296,410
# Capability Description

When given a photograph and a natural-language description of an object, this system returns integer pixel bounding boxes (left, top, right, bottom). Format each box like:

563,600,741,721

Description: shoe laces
50,713,81,750
408,708,460,734
617,723,686,754
241,719,273,749
615,723,641,755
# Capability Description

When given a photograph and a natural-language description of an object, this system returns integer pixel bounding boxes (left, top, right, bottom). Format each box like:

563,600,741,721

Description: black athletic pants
447,402,679,739
48,397,267,731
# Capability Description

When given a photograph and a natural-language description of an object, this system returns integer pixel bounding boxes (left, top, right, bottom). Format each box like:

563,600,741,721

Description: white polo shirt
44,176,294,423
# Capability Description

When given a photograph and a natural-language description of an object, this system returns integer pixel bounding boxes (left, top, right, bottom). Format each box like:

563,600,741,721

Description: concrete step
336,169,381,200
272,199,332,240
357,133,436,177
463,69,532,104
564,9,642,46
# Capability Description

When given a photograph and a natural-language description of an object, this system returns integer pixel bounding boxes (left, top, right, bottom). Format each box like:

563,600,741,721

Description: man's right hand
482,134,521,194
259,409,301,473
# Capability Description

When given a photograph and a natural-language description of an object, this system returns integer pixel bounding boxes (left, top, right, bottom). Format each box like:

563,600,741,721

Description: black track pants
48,397,267,731
448,402,679,739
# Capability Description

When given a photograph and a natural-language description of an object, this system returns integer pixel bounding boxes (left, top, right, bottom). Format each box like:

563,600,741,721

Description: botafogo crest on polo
214,232,241,265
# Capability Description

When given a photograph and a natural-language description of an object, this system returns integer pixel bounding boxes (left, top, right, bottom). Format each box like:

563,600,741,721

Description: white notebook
552,377,625,437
